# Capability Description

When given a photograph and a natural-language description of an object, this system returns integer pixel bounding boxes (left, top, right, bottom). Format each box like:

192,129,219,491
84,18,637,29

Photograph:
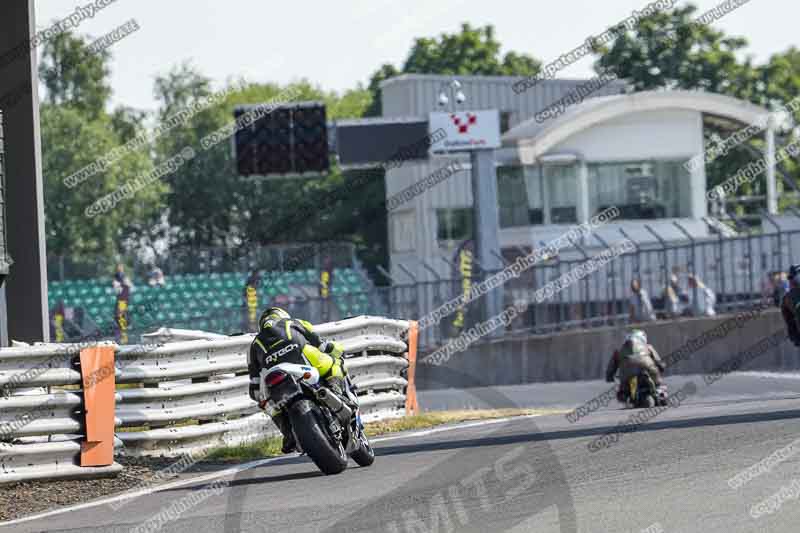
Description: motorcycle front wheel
290,400,348,475
350,430,375,467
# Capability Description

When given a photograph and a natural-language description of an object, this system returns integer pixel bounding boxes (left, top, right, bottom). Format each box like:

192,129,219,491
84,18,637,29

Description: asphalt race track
3,372,800,532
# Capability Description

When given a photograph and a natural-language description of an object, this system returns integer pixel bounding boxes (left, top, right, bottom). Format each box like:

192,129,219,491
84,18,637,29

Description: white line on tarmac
0,414,550,528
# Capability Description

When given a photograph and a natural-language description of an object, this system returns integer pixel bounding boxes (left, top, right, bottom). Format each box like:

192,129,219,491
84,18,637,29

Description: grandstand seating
48,268,372,338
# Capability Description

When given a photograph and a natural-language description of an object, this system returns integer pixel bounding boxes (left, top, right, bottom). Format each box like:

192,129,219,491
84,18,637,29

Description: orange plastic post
79,345,116,466
404,321,419,415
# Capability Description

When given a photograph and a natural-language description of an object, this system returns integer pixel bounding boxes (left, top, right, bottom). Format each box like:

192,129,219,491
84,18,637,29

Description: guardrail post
79,345,116,467
404,321,419,415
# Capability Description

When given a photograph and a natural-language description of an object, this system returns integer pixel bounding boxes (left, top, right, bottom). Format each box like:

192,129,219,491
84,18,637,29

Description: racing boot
271,411,296,454
324,375,354,405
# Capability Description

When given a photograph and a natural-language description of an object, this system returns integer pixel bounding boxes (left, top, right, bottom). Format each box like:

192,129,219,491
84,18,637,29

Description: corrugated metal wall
380,74,627,128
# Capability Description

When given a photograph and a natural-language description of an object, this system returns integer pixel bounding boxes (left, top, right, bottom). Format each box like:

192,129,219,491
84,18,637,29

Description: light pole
437,79,504,332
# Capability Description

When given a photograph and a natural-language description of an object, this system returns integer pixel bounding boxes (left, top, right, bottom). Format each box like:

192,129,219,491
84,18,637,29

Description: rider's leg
640,358,663,387
301,344,335,378
301,344,350,398
271,410,296,453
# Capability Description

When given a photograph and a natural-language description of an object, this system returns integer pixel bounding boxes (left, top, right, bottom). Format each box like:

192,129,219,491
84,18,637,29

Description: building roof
503,89,771,164
378,73,621,89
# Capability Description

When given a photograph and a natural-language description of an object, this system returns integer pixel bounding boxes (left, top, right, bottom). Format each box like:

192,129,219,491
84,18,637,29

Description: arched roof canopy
503,90,771,164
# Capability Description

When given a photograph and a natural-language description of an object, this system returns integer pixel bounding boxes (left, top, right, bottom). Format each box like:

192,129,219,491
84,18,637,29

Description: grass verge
206,408,565,462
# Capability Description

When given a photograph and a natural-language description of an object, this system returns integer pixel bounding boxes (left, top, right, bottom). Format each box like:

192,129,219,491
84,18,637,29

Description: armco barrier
0,341,123,483
0,316,414,482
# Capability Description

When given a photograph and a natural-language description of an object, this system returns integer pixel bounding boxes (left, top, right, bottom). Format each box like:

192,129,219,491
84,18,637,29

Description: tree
365,24,541,117
364,64,400,117
151,69,378,253
592,5,750,94
403,23,540,77
41,105,163,264
38,31,113,120
38,30,163,275
110,106,149,144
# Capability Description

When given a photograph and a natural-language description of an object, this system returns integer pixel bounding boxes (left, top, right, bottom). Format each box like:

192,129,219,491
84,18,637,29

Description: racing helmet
789,264,800,286
259,307,291,330
625,329,648,346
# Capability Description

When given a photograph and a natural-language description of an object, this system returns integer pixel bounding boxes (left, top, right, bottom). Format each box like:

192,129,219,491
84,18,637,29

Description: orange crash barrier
79,345,116,466
404,321,419,415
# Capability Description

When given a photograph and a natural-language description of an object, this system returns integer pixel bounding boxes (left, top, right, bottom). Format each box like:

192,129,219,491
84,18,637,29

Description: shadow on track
371,406,800,459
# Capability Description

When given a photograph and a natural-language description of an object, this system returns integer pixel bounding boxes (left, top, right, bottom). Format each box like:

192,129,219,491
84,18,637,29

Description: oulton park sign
429,109,501,152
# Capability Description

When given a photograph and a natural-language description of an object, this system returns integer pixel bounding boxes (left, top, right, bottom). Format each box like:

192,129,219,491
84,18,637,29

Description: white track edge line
0,413,553,528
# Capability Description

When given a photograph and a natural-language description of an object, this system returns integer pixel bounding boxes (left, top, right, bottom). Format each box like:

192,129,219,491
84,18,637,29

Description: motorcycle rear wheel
639,394,656,408
291,400,348,475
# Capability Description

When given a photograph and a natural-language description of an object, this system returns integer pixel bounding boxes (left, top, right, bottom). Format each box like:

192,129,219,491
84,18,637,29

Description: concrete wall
417,308,798,389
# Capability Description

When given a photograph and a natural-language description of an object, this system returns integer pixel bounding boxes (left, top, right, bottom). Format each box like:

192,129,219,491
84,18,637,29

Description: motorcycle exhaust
317,388,353,424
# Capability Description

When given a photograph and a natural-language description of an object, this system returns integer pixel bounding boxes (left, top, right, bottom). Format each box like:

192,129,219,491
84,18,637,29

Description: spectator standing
762,271,779,302
687,274,716,317
662,274,686,318
773,272,790,307
319,256,334,322
51,300,66,342
629,279,656,322
115,282,131,344
147,265,166,287
242,271,261,332
112,264,133,344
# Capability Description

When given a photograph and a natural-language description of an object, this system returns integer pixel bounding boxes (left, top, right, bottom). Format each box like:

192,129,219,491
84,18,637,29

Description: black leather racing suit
781,287,800,347
247,316,346,452
606,340,666,401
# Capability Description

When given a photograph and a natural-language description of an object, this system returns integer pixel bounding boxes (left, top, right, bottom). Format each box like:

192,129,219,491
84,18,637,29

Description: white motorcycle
260,362,374,475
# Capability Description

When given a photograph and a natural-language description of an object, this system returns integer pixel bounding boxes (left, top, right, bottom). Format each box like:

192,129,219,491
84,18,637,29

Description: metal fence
369,222,800,349
47,241,358,282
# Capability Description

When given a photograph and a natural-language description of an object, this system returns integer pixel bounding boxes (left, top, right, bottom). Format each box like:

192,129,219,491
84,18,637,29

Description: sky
35,0,798,113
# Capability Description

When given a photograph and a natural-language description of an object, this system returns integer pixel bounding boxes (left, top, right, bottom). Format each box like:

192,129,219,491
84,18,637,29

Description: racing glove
320,340,345,359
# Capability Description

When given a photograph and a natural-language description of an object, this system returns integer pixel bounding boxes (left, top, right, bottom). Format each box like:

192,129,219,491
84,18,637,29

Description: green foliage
39,30,164,265
39,31,113,120
593,5,749,93
403,23,540,77
151,68,380,260
110,106,149,144
41,105,163,259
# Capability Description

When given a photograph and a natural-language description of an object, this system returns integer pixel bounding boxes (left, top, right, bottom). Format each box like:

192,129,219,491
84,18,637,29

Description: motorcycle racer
605,329,666,403
247,307,348,453
781,264,800,347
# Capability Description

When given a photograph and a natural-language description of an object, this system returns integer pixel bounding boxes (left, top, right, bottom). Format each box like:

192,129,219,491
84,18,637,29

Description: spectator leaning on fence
629,278,656,322
687,274,716,317
663,274,686,318
772,271,790,307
